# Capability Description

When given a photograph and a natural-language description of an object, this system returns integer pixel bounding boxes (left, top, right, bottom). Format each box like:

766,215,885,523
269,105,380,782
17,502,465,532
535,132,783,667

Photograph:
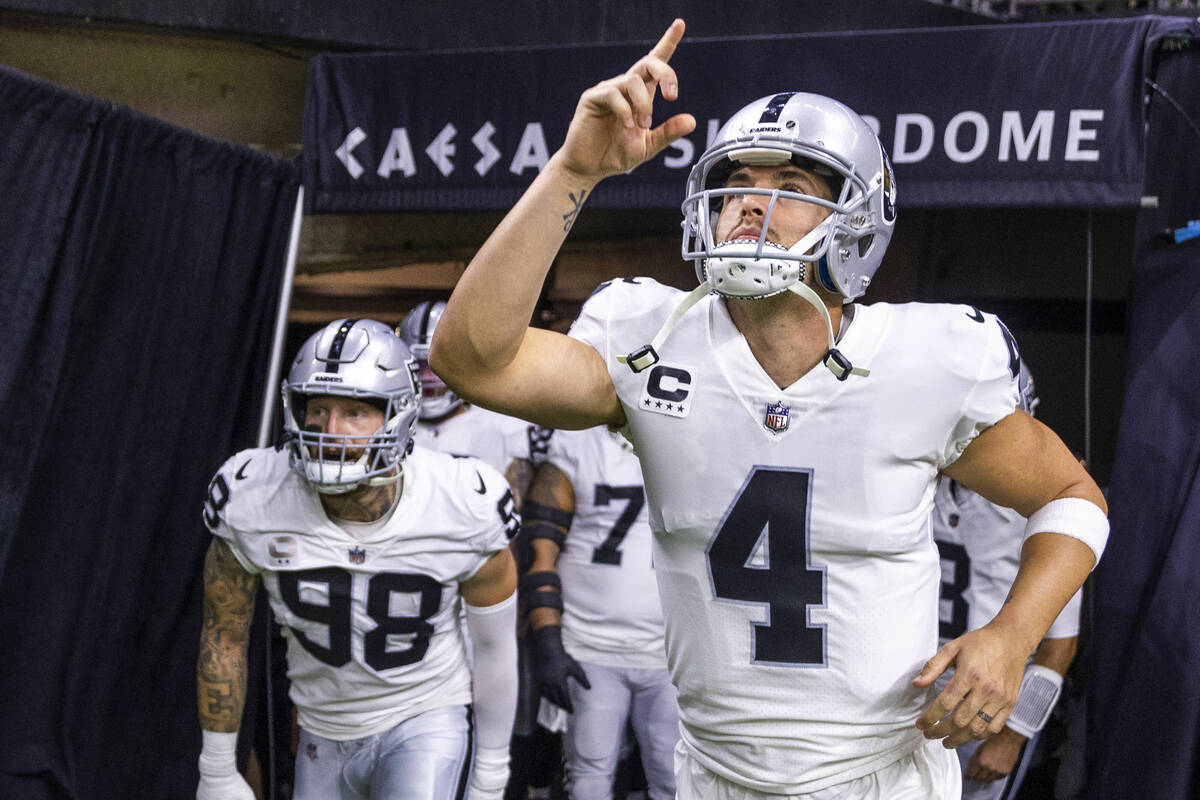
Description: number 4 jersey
570,278,1020,794
203,446,515,740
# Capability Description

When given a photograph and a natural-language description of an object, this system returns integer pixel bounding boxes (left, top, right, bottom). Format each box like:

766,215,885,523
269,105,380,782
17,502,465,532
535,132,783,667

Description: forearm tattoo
562,190,587,232
197,538,259,732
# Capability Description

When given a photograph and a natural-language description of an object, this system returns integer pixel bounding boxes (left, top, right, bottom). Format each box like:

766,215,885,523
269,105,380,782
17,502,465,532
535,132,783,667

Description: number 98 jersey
570,278,1020,794
202,446,514,741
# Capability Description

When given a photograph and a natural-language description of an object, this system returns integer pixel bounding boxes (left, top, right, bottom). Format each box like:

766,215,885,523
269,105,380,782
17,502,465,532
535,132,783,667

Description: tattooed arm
197,536,259,731
430,21,694,431
195,536,259,800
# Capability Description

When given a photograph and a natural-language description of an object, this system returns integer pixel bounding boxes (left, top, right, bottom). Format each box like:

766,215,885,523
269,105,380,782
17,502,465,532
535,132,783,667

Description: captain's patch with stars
636,363,694,419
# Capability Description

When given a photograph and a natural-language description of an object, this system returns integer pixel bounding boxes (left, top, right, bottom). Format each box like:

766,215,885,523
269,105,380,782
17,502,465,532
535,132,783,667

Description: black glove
528,624,590,712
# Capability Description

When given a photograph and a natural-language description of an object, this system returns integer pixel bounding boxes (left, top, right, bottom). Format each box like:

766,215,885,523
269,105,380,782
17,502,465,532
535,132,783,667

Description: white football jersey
932,479,1082,646
413,404,530,476
534,426,666,669
570,277,1021,794
203,446,517,741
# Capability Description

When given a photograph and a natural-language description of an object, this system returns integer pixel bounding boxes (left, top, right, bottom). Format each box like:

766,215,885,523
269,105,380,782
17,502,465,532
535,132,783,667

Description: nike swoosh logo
965,307,984,323
474,471,486,495
235,459,252,480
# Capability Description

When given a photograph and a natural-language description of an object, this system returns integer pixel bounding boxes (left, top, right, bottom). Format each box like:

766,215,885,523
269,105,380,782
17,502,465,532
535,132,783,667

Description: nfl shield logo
348,547,366,564
764,402,790,433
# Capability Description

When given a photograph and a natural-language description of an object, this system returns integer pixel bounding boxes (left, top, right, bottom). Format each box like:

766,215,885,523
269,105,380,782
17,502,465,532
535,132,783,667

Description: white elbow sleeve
464,592,519,752
1005,664,1064,739
1024,497,1109,567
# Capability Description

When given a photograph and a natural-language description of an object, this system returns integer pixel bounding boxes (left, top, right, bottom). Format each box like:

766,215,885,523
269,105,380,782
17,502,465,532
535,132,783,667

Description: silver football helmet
281,318,420,494
397,300,463,420
682,92,896,302
619,93,893,380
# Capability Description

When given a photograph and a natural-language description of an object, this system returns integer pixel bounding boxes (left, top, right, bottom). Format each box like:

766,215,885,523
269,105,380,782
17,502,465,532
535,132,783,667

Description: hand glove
529,624,590,713
197,730,255,800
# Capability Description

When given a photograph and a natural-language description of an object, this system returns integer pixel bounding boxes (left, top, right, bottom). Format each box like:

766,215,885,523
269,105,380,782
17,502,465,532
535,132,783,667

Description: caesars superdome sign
303,17,1183,212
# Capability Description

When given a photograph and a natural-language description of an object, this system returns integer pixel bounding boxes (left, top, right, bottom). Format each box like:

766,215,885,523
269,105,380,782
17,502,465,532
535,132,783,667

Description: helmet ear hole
857,234,875,258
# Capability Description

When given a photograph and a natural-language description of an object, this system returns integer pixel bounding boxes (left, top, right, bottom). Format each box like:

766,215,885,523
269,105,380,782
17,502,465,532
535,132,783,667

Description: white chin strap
785,281,870,380
619,223,869,380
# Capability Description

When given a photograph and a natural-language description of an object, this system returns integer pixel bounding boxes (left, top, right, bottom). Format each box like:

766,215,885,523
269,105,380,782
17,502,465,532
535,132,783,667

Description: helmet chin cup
703,220,831,300
704,241,799,298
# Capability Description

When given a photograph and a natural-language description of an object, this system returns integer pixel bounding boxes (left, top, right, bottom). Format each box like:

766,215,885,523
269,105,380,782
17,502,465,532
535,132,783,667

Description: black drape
1085,38,1200,800
0,66,299,799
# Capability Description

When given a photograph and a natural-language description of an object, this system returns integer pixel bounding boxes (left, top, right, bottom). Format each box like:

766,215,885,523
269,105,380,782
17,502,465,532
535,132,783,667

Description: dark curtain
1085,40,1200,800
0,66,299,799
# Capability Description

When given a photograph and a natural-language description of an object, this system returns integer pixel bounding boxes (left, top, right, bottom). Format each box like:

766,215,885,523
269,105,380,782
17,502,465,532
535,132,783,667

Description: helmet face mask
682,92,897,302
281,319,420,494
397,300,463,420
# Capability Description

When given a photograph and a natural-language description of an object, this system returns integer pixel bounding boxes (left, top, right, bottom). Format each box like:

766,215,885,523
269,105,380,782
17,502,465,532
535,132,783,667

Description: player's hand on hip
196,771,256,800
557,18,696,183
911,625,1024,749
964,726,1025,782
529,624,591,713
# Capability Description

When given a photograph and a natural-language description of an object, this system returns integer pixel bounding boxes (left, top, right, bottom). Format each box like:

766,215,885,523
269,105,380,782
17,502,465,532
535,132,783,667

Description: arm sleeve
464,592,519,795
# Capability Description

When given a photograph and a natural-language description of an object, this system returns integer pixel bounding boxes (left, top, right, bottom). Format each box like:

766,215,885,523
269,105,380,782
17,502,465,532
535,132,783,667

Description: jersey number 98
278,569,443,671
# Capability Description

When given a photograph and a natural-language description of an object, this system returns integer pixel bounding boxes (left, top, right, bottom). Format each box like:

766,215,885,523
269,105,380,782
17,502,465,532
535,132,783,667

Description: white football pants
563,661,679,800
673,738,961,800
293,704,473,800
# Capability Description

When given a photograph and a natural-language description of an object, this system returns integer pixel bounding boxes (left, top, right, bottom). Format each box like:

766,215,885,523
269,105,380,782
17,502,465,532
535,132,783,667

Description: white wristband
1005,664,1063,738
1024,497,1108,567
197,730,238,776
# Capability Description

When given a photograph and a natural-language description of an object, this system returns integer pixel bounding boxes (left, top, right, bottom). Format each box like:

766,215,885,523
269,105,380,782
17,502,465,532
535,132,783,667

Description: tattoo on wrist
562,190,587,232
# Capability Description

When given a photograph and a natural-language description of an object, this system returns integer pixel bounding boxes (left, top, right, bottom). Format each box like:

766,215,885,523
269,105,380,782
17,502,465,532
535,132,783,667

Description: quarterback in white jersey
521,424,678,799
570,277,1018,792
431,20,1107,800
196,319,519,800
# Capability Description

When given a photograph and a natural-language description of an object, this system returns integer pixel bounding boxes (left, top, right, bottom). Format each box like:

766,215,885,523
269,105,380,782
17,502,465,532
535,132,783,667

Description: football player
519,424,677,800
933,362,1081,799
196,319,519,800
399,300,533,506
429,20,1107,798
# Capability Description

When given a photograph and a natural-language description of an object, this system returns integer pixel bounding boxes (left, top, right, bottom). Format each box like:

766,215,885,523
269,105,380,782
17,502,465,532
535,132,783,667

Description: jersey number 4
278,569,442,671
707,467,826,666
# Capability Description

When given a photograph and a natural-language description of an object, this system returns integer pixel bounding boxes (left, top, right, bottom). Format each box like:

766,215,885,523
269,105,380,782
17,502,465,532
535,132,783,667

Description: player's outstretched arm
431,19,695,431
914,411,1105,748
462,548,519,800
196,537,259,800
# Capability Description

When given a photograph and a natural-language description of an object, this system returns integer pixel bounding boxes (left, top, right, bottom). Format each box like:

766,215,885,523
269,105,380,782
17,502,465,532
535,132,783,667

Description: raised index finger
648,18,686,63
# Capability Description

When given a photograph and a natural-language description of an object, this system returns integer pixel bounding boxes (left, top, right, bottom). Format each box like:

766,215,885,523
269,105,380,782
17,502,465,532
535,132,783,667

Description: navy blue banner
303,16,1191,212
